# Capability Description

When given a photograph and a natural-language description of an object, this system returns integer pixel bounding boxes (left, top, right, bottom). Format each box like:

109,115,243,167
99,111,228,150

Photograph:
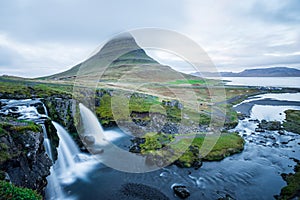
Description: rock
255,128,265,132
249,119,259,123
173,185,190,199
278,130,285,135
129,145,141,153
218,194,235,200
258,120,281,131
88,148,104,154
0,119,53,195
83,135,95,146
192,160,202,170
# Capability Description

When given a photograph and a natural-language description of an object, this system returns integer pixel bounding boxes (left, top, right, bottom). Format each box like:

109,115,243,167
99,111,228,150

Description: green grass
0,76,72,98
278,163,300,200
0,180,42,200
173,133,244,161
139,132,244,167
283,110,300,134
167,79,207,85
140,133,174,153
0,120,41,134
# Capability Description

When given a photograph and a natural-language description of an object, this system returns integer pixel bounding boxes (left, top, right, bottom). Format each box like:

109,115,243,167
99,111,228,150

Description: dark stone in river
129,145,141,153
255,128,265,132
83,135,95,146
173,185,190,199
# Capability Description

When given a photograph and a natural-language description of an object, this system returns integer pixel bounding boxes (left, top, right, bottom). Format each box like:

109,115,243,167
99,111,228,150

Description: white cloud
0,0,299,76
181,0,300,71
0,33,93,77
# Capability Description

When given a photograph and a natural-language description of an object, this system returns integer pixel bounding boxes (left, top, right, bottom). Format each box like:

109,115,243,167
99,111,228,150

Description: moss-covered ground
283,110,300,134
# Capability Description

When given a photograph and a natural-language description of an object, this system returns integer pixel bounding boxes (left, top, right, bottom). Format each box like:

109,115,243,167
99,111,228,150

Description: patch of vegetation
167,79,207,85
277,163,300,200
173,133,244,161
199,113,211,125
0,120,41,134
0,180,42,200
0,76,72,99
0,143,11,163
95,93,161,126
140,133,174,153
139,132,244,168
283,110,300,134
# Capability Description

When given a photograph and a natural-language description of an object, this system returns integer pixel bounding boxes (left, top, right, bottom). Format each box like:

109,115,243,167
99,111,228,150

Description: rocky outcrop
0,119,54,195
42,95,86,150
43,95,76,133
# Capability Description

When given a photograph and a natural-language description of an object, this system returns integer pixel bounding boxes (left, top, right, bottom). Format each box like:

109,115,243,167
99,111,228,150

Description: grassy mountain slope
42,34,201,83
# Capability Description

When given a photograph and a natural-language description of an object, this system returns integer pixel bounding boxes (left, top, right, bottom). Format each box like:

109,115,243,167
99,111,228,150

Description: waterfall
0,99,99,199
78,103,156,173
41,124,53,161
42,103,49,116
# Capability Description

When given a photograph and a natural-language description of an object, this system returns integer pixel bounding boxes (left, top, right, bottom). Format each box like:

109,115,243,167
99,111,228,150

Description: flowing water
1,93,300,199
66,93,300,200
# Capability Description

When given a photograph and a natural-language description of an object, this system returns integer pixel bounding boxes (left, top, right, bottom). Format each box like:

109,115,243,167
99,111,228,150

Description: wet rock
88,148,104,154
83,135,95,146
258,120,282,131
278,130,285,135
218,194,235,200
249,119,259,123
0,119,53,195
273,143,279,147
192,160,203,170
173,185,190,199
129,145,141,153
255,128,265,132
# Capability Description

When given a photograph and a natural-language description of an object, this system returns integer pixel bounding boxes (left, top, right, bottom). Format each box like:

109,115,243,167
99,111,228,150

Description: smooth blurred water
210,77,300,88
64,93,300,200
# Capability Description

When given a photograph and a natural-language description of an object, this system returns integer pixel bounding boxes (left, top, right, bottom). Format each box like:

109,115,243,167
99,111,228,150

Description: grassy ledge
0,180,42,200
138,132,244,168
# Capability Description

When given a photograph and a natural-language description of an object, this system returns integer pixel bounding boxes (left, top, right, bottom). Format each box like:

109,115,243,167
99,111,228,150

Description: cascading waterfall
0,99,97,200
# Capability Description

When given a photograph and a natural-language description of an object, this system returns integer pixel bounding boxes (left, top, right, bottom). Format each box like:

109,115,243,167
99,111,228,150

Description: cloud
0,33,92,77
0,0,187,77
181,0,300,71
0,0,299,76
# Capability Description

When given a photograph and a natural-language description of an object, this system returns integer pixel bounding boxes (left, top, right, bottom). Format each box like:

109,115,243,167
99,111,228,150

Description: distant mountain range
191,67,300,77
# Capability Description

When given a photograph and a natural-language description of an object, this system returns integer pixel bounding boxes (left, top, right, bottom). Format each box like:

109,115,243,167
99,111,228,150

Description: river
1,92,299,199
63,93,300,200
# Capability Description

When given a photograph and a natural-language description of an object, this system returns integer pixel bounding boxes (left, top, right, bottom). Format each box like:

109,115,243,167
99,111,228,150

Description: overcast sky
0,0,300,77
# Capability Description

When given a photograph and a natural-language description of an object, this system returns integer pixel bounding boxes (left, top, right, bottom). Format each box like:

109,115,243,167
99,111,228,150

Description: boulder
83,135,95,146
173,185,190,199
